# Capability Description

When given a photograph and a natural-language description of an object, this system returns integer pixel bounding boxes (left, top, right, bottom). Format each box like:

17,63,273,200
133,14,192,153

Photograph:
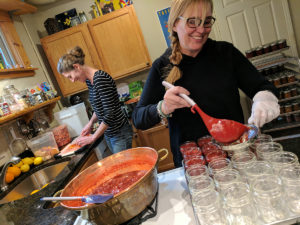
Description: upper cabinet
41,24,102,97
88,5,151,80
0,0,37,16
40,5,151,96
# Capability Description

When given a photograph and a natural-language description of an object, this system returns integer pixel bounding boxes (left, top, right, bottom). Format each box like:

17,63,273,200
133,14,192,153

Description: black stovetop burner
120,190,159,225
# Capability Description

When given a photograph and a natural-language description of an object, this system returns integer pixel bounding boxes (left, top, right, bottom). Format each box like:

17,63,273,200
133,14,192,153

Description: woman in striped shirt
57,46,133,154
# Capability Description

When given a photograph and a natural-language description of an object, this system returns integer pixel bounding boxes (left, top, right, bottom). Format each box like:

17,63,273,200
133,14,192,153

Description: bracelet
157,100,172,119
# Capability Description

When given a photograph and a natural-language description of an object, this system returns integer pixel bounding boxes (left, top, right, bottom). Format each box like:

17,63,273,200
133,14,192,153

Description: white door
212,0,298,57
212,0,298,121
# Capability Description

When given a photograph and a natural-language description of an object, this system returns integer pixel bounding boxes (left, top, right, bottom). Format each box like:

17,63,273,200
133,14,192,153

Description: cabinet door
137,123,175,173
88,5,152,79
40,24,103,97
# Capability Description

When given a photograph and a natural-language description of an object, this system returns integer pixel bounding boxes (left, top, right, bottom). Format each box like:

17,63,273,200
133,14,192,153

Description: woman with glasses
132,0,279,167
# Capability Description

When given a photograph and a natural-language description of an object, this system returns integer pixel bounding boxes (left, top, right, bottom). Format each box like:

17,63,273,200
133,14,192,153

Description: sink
0,160,70,204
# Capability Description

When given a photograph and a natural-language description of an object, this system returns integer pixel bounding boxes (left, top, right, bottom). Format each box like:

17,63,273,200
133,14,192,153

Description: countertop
0,141,98,225
74,168,198,225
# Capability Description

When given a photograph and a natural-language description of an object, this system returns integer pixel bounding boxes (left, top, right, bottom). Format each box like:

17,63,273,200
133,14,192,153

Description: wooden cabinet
41,5,151,96
137,122,175,173
41,24,102,97
88,5,151,79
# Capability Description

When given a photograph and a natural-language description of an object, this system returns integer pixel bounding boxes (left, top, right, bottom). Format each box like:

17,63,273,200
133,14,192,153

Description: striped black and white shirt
86,70,126,137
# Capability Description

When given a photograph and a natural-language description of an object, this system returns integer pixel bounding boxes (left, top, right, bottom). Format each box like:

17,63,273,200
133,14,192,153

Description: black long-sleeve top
86,70,126,137
132,38,278,167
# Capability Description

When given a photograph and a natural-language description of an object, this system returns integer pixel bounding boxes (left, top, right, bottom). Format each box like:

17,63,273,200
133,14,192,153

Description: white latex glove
248,91,280,127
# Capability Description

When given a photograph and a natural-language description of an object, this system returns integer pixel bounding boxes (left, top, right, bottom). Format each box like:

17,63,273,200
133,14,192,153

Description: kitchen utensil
54,143,89,159
9,127,28,156
219,124,258,151
41,193,114,204
59,147,168,225
162,81,249,143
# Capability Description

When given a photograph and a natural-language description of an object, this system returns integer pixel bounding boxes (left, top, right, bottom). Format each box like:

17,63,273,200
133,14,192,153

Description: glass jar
201,142,222,156
277,39,287,49
283,89,292,98
280,105,285,114
79,11,88,23
285,114,293,123
208,158,232,176
252,174,286,223
256,142,283,161
293,113,300,122
189,175,215,196
231,151,256,175
182,147,202,160
185,165,209,184
255,46,263,55
180,141,197,154
269,151,299,174
197,135,213,148
280,74,288,84
244,161,274,185
272,76,281,86
279,165,300,214
284,103,293,113
205,150,227,163
270,42,278,51
70,16,81,27
287,73,296,83
213,169,242,193
245,49,254,58
192,190,228,225
263,44,271,53
184,155,206,169
250,134,273,154
290,87,298,97
3,94,19,113
223,182,258,225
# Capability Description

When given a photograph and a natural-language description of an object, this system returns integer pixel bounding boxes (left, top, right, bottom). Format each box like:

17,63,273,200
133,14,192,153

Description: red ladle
162,81,249,143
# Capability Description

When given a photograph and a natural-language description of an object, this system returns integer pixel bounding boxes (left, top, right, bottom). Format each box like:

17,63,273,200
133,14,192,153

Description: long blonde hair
57,46,85,73
166,0,213,84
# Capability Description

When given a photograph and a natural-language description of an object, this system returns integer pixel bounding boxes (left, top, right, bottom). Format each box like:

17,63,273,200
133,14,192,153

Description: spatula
40,193,114,204
162,81,249,143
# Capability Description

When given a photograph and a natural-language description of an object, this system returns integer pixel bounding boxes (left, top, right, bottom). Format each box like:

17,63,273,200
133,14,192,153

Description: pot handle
158,148,169,162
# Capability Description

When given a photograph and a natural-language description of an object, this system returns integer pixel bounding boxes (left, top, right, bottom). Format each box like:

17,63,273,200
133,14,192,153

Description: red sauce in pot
64,170,147,207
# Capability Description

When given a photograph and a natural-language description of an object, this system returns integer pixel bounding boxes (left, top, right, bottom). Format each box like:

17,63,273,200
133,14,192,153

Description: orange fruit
5,172,14,183
7,166,21,177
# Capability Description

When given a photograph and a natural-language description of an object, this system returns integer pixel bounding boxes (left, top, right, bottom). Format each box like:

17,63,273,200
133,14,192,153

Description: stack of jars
183,133,300,225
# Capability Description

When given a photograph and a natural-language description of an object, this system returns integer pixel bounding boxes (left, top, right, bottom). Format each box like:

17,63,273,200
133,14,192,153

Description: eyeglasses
178,16,216,28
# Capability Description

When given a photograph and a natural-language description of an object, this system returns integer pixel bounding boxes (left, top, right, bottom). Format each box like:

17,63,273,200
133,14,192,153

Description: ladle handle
162,81,196,106
41,196,83,201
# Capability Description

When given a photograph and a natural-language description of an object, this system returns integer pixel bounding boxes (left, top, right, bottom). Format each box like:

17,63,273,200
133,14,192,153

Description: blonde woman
132,0,279,167
57,46,133,154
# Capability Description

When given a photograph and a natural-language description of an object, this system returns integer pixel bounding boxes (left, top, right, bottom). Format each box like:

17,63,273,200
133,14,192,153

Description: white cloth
248,91,280,127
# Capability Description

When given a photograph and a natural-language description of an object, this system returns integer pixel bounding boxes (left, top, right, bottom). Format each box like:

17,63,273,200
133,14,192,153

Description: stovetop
73,191,158,225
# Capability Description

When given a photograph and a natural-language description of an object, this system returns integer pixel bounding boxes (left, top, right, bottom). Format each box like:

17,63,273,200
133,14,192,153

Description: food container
287,73,296,83
277,39,287,49
284,103,293,113
60,147,162,225
54,103,89,138
255,46,263,56
52,124,71,147
27,131,59,161
293,113,300,122
263,44,271,53
270,42,278,51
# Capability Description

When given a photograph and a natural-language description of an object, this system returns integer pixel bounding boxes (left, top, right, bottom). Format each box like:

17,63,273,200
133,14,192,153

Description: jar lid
256,46,263,50
270,42,277,46
277,39,286,44
263,44,270,48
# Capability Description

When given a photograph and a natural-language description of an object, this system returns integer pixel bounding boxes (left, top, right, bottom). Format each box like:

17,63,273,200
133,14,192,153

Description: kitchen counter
0,139,100,225
74,168,197,225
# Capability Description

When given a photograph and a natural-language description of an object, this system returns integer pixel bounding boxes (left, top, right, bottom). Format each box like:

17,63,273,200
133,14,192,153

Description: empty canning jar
208,158,232,176
250,134,272,154
214,169,242,193
279,165,300,214
269,151,298,174
192,190,228,225
185,164,209,184
244,161,274,185
251,174,286,223
222,182,258,225
189,175,215,197
231,151,256,175
256,142,283,161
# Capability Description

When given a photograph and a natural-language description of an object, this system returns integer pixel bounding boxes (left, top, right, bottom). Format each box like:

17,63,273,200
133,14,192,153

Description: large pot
60,147,167,224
